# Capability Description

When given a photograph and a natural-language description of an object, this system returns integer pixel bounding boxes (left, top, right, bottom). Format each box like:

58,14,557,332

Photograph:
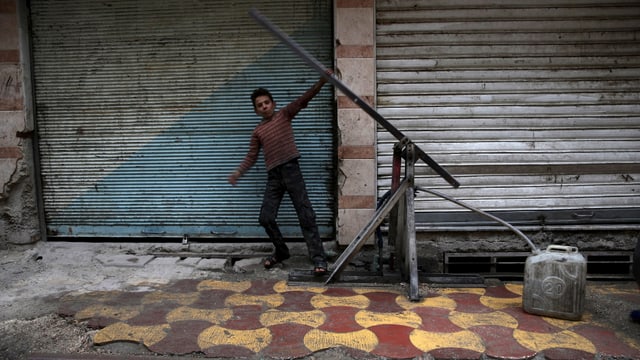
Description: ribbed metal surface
376,0,640,225
30,0,335,238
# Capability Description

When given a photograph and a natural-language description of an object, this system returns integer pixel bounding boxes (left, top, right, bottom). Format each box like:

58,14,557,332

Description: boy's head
251,88,276,119
251,88,273,108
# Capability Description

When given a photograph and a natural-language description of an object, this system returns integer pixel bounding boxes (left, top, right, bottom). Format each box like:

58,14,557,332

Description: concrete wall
0,0,39,247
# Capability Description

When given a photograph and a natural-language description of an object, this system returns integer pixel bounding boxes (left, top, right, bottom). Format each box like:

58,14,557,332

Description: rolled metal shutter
30,0,335,238
376,0,640,228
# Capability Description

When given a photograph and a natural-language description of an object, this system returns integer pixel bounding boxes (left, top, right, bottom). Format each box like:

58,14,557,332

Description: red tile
162,279,202,293
221,305,263,330
429,347,483,359
323,287,359,297
148,320,211,355
243,279,277,295
484,285,521,298
572,323,640,358
263,323,313,358
413,307,462,333
362,291,405,313
191,289,235,309
277,291,318,311
473,325,537,359
502,307,563,333
203,344,256,358
318,306,364,332
543,347,596,360
448,293,494,313
369,324,422,358
127,303,175,326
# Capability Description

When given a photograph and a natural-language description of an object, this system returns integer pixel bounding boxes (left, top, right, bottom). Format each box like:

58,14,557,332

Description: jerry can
523,245,586,320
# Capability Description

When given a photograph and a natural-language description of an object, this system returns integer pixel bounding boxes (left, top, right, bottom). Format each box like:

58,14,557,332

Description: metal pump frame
250,9,461,300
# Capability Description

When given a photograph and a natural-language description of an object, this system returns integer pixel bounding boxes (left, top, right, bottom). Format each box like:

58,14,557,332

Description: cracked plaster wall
0,0,40,247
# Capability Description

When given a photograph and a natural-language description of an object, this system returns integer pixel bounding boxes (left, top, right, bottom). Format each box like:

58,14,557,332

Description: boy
228,73,331,275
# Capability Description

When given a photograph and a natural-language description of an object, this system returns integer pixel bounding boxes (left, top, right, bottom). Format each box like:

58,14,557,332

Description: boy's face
254,95,276,119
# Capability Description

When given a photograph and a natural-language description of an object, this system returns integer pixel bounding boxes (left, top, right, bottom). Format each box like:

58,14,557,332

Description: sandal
264,253,289,269
313,260,328,276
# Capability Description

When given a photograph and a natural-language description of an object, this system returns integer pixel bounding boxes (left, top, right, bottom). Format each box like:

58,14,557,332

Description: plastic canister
523,245,586,320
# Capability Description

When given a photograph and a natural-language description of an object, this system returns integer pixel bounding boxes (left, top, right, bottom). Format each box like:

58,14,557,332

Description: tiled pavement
56,279,640,359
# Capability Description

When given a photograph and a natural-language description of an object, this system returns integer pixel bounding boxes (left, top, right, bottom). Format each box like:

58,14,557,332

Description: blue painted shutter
31,0,335,239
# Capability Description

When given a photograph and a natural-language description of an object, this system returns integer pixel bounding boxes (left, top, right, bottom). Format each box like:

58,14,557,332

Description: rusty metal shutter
30,0,335,239
376,0,640,229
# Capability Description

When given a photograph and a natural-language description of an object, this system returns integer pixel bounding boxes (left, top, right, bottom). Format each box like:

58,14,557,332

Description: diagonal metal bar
325,178,411,284
249,8,460,188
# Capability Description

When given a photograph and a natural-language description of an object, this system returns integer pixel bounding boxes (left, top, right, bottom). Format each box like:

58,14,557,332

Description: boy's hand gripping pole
249,8,460,188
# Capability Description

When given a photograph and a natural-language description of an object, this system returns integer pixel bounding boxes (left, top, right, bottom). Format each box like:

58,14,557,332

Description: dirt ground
1,241,639,360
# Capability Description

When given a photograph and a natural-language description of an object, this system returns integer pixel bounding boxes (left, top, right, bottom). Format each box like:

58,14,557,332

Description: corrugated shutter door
31,0,335,238
376,0,640,228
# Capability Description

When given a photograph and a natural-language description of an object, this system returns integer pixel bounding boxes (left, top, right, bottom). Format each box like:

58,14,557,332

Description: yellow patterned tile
396,294,457,311
436,288,486,296
273,280,326,294
224,293,284,308
304,328,378,352
479,295,521,310
353,287,401,295
410,329,485,353
513,329,596,353
355,310,422,329
165,306,233,324
449,310,519,329
260,309,326,328
141,291,199,305
505,283,523,295
197,279,252,292
310,294,370,309
94,322,170,346
542,315,589,330
198,325,271,353
74,304,141,321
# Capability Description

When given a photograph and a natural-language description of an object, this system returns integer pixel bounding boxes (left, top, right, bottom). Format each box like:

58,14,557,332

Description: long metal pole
249,8,460,189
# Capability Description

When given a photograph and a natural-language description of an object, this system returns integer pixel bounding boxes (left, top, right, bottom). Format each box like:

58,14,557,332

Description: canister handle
546,245,579,253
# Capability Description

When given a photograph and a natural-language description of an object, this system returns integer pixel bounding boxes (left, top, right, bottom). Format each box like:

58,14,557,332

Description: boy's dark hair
251,88,273,108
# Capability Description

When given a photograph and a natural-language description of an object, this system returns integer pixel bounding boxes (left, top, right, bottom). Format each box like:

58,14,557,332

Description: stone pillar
335,0,376,245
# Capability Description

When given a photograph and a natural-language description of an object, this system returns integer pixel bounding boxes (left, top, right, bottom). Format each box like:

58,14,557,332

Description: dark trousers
259,159,326,262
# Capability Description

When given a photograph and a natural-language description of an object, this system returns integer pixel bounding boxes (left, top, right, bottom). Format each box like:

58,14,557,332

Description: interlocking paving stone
56,279,640,359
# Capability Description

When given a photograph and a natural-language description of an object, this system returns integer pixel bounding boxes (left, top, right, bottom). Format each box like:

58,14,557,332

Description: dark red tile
127,303,175,326
484,285,521,298
221,305,263,330
362,291,405,313
263,323,313,358
191,289,235,309
502,307,563,333
243,279,277,295
162,279,202,293
448,293,493,313
86,316,120,329
323,287,359,296
413,307,463,332
572,323,640,358
107,291,149,307
543,347,595,360
317,306,363,332
148,320,211,355
369,324,422,358
429,347,483,359
203,344,256,358
277,291,318,311
472,325,537,359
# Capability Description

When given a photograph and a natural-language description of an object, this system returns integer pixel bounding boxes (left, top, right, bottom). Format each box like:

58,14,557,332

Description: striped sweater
236,81,325,175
